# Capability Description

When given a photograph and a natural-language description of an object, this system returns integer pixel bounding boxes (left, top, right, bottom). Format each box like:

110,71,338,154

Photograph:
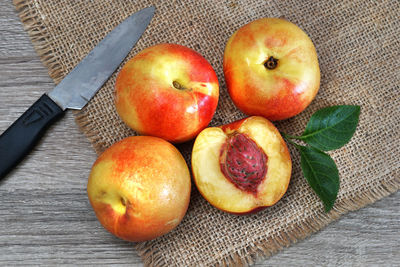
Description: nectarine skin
115,43,219,143
191,116,292,214
87,136,191,242
224,18,320,121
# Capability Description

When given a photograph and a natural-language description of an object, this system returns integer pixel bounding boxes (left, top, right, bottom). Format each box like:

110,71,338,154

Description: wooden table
0,1,399,266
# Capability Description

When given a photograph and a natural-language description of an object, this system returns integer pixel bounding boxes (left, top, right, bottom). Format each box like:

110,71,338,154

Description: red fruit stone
219,133,268,195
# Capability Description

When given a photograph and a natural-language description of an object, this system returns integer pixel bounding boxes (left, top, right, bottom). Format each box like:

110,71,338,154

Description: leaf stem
282,134,303,150
280,132,303,140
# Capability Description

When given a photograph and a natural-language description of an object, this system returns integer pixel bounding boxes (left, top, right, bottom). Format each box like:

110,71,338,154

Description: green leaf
298,105,360,151
299,145,339,212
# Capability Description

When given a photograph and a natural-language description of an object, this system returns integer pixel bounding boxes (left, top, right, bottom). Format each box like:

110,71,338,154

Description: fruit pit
219,133,268,195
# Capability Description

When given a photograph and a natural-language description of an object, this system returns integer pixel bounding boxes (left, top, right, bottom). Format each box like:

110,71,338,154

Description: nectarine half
191,116,292,214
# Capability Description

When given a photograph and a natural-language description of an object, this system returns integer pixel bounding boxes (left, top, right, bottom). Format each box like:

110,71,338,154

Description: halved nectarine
191,116,292,214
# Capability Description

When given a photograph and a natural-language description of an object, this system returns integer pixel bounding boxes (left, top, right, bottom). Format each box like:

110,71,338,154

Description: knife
0,6,155,180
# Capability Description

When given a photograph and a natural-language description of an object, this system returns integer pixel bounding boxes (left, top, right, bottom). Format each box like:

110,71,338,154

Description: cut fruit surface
191,116,292,214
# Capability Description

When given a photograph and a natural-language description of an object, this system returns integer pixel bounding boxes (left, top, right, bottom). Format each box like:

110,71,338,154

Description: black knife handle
0,94,64,180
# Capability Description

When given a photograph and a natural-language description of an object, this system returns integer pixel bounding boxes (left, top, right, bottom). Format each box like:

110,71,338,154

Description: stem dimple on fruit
172,80,187,90
120,197,126,206
264,56,278,70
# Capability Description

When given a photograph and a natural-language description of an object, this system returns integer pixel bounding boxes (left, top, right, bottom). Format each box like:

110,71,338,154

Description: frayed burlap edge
14,0,106,156
14,0,63,82
135,174,399,267
13,1,400,266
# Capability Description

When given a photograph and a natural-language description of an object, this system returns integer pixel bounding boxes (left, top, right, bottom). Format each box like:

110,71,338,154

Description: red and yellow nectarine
191,116,292,214
115,43,219,143
223,18,320,121
87,136,191,242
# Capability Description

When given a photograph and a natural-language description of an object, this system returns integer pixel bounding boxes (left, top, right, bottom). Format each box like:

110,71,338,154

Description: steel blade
48,6,155,110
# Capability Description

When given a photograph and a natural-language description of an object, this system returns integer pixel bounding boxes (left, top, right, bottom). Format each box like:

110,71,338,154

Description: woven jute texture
14,0,399,266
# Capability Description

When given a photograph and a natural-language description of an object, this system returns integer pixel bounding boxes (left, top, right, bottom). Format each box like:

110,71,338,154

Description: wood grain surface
0,1,399,266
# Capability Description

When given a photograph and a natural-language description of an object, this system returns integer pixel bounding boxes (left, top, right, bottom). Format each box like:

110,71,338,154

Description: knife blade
0,6,155,180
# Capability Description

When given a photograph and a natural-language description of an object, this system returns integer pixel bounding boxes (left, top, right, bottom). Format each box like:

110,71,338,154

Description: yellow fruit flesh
192,117,291,213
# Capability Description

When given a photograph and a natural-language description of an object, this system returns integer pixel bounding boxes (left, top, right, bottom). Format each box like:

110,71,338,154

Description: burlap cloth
14,0,399,266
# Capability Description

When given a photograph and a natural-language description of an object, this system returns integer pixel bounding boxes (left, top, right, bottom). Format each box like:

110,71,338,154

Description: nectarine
115,43,219,143
223,18,320,121
87,136,191,241
191,116,292,214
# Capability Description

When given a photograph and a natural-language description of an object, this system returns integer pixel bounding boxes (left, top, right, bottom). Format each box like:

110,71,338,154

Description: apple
223,18,320,121
191,116,291,214
115,43,219,143
87,136,191,242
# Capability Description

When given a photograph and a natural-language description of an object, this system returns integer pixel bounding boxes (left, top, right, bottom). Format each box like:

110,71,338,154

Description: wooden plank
0,0,398,266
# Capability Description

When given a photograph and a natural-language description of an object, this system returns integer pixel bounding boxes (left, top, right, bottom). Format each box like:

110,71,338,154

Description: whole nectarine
87,136,191,241
224,18,320,121
115,43,219,143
